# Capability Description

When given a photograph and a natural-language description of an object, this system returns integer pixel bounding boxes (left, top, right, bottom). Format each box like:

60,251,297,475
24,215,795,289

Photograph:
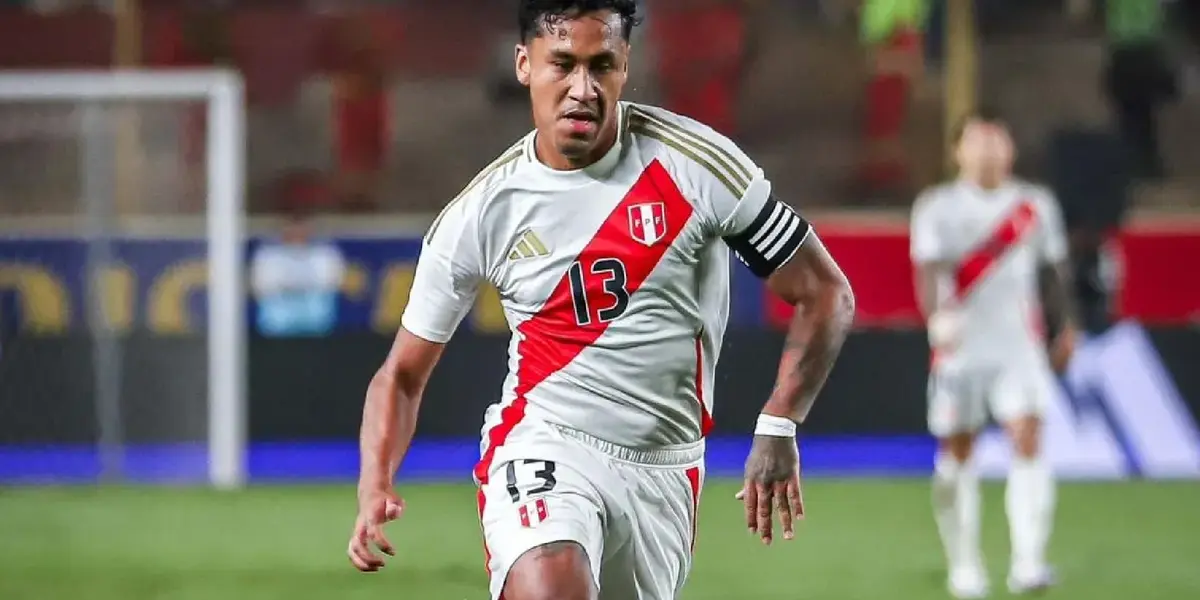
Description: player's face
516,11,629,166
955,120,1015,182
282,217,311,244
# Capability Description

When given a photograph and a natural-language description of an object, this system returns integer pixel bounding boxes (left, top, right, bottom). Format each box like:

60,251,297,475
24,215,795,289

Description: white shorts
927,355,1057,437
476,417,704,600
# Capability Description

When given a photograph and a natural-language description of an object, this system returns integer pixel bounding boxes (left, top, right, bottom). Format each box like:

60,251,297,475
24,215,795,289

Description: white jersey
401,102,810,479
910,179,1068,365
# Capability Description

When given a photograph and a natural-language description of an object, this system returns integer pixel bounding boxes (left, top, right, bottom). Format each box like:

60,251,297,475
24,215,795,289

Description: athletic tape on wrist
754,414,797,438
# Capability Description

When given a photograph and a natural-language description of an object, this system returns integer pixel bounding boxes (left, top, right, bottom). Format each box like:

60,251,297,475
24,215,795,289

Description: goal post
0,69,247,489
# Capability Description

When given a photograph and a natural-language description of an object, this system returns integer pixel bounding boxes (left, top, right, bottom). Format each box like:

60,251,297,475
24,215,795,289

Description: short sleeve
910,192,947,264
400,198,485,344
1036,191,1068,264
644,112,810,279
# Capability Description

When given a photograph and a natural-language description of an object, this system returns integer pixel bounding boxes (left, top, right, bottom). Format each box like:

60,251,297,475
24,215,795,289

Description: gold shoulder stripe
630,107,754,184
618,102,633,144
425,146,523,243
630,115,747,198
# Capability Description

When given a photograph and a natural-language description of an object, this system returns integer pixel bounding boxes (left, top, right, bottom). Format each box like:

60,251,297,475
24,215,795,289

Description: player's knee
503,541,597,600
939,432,976,463
1005,415,1042,459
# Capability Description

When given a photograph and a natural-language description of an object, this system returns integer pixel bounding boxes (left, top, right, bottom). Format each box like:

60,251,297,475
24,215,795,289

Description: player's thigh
479,457,604,600
505,541,598,600
598,464,703,600
989,360,1055,456
987,358,1054,425
927,365,990,441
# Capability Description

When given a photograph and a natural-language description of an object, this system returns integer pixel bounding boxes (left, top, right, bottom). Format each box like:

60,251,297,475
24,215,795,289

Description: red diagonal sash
954,199,1038,300
473,159,693,485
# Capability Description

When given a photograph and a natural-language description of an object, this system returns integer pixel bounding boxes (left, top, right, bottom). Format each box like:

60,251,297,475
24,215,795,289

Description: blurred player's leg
927,367,990,598
992,366,1058,594
932,435,987,598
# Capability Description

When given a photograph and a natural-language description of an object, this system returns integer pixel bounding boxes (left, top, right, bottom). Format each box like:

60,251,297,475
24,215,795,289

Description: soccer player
910,109,1078,598
346,1,856,599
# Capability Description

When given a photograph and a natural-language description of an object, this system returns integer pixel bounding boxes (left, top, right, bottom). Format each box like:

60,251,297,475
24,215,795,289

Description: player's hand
927,309,963,355
1049,326,1077,374
348,487,404,572
735,435,804,545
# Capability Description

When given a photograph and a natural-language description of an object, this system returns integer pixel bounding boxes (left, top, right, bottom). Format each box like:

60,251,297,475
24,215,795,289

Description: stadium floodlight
0,69,247,489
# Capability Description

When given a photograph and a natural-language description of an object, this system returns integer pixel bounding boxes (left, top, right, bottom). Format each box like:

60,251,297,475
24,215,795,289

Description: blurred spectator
649,0,754,137
1178,0,1200,49
329,12,390,212
1048,127,1130,334
1103,0,1177,181
250,210,345,337
858,0,928,196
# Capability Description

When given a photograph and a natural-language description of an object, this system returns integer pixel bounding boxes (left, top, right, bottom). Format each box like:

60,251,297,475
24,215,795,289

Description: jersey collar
956,178,1017,201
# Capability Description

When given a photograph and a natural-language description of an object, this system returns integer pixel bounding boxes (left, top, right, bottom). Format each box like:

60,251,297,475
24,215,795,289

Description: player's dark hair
518,0,641,43
951,106,1008,143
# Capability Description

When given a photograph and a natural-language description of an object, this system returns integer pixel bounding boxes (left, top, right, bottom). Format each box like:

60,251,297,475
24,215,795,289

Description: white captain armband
723,196,812,278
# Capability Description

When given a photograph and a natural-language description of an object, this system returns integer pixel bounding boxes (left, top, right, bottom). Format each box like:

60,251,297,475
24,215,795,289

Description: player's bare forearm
358,373,420,491
913,261,952,318
358,328,444,494
760,233,856,423
1037,261,1079,340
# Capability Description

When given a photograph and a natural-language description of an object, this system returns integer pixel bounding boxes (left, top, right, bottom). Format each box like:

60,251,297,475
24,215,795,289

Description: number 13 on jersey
568,258,630,327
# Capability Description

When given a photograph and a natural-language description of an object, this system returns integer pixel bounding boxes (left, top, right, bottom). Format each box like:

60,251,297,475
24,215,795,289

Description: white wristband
754,414,797,438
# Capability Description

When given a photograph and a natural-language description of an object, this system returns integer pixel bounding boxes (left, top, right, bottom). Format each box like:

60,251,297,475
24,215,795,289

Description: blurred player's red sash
764,217,1200,329
953,200,1038,300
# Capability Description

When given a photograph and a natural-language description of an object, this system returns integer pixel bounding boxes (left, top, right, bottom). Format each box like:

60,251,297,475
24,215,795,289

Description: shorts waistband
549,423,705,467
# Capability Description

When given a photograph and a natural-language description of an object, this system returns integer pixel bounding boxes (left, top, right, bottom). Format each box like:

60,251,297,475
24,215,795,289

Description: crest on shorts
517,498,549,528
628,202,666,246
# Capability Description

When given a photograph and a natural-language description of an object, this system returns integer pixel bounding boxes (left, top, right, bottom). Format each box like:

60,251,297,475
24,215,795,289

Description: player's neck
533,123,620,172
960,175,1008,192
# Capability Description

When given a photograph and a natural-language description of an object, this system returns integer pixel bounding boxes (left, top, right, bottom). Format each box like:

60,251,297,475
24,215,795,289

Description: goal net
0,70,247,489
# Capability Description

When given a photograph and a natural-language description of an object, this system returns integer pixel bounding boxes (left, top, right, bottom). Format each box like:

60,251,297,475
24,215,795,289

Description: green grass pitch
2,480,1198,599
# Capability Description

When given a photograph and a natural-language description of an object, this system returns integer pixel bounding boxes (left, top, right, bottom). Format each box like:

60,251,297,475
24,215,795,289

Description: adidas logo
508,229,550,261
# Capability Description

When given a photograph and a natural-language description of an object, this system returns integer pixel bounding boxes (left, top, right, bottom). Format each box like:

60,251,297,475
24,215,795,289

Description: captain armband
722,196,812,278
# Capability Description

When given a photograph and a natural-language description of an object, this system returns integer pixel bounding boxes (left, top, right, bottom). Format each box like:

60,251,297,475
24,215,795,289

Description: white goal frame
0,69,247,489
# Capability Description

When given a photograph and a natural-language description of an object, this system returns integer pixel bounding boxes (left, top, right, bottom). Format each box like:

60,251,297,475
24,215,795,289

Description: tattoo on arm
1038,261,1079,340
762,234,856,422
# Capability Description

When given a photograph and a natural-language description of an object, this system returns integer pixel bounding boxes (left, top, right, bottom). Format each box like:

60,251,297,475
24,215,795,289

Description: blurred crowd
0,0,1197,217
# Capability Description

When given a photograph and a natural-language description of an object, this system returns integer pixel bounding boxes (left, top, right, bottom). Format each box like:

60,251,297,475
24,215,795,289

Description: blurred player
347,1,856,599
910,109,1078,598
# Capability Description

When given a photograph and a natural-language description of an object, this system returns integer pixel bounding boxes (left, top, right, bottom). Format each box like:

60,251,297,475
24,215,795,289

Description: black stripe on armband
722,196,811,278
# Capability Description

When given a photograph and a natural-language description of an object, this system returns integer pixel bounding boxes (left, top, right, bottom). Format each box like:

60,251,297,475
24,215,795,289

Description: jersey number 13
568,258,630,326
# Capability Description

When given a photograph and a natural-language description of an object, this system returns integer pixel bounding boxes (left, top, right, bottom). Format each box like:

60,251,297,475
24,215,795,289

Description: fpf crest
628,202,666,246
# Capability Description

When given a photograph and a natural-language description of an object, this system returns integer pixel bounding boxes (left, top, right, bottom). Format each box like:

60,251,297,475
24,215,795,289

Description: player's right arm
349,196,485,573
909,190,959,349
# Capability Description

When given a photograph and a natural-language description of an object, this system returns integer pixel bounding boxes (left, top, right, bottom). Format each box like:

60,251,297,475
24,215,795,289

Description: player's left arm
725,207,855,545
1035,191,1080,371
756,231,856,427
688,128,854,544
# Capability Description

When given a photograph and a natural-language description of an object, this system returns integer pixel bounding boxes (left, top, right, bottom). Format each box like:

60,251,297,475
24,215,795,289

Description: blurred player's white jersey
911,179,1068,437
910,179,1068,366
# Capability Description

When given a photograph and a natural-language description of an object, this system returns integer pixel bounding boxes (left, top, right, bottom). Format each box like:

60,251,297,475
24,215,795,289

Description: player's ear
514,44,531,87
